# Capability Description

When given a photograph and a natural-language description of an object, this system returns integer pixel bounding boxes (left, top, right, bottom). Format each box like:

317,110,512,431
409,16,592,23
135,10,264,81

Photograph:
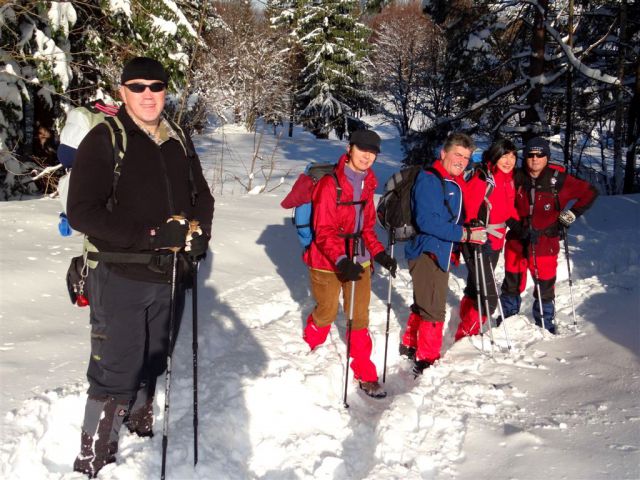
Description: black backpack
377,165,451,242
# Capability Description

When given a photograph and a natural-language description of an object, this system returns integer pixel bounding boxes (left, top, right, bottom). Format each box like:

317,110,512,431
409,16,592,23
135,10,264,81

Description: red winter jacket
303,154,385,271
463,166,519,251
508,165,598,257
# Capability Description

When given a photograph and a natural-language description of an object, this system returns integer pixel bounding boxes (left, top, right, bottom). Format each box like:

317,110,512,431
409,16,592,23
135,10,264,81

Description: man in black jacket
67,57,214,477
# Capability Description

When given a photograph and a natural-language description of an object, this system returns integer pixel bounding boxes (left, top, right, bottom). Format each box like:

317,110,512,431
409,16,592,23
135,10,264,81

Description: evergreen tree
0,0,205,191
292,0,375,139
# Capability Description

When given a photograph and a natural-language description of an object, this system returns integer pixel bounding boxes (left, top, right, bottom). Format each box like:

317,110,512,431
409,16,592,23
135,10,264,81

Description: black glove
506,218,527,239
150,219,188,250
374,251,397,278
187,232,209,260
336,258,364,281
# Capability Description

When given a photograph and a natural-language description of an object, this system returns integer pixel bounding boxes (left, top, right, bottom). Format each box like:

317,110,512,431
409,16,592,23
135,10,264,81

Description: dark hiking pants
461,243,501,316
86,262,185,401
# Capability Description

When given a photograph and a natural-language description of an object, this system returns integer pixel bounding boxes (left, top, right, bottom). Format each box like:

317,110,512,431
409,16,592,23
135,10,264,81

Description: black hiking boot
412,360,432,377
125,399,154,438
358,381,387,399
73,395,128,478
399,344,416,360
73,430,117,478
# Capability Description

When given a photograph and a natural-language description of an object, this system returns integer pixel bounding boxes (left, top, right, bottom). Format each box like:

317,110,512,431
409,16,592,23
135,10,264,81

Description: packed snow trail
1,192,639,477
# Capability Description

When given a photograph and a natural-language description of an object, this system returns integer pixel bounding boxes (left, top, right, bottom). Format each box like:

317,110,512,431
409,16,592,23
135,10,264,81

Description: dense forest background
1,0,638,199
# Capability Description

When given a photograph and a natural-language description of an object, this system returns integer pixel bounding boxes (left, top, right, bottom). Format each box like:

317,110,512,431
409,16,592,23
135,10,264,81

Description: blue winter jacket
404,161,464,271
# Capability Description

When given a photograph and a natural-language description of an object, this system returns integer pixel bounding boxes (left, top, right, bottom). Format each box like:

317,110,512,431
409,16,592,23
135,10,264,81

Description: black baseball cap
121,57,168,85
350,129,381,153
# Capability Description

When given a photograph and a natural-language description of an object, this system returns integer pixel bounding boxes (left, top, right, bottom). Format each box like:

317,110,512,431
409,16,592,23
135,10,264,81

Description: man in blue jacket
399,133,486,375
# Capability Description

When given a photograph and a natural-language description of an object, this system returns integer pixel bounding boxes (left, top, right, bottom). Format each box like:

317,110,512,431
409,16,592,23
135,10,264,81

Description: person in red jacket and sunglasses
455,138,521,341
499,137,598,333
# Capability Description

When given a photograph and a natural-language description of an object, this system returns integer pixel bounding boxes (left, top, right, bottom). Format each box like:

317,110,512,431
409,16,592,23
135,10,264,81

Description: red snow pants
501,239,558,301
400,254,447,363
401,312,444,363
455,295,486,341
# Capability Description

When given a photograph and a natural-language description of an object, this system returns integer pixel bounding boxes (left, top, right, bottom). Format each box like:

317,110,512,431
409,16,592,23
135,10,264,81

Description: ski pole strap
486,222,506,239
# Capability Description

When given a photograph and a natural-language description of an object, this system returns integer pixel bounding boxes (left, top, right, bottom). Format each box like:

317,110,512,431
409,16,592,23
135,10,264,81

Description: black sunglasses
123,82,166,93
527,153,546,159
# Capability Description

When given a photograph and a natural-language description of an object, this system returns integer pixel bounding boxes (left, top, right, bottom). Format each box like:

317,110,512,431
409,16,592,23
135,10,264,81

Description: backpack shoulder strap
331,172,342,204
424,166,455,220
477,167,495,223
166,117,198,206
102,116,126,212
550,168,565,212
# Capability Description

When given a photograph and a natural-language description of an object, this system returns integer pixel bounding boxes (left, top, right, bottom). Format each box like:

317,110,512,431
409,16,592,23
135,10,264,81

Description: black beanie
524,136,550,159
121,57,169,85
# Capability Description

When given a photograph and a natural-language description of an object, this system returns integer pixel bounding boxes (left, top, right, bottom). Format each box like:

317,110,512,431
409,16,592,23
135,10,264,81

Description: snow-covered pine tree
292,0,375,139
1,0,207,198
0,1,76,198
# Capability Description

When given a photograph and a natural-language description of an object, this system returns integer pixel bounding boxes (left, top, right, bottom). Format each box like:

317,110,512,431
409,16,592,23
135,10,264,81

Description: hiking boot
73,430,117,478
73,395,128,478
412,360,432,377
358,381,387,399
125,399,154,438
399,343,416,360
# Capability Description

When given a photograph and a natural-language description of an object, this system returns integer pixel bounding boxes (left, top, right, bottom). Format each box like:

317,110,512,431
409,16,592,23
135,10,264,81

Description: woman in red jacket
302,130,396,399
456,138,520,341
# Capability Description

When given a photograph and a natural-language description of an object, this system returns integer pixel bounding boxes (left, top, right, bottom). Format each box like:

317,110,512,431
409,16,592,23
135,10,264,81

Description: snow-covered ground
1,125,639,479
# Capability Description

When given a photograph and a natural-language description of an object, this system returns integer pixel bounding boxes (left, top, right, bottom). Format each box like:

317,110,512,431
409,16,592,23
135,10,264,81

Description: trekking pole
343,238,359,409
488,262,512,351
472,247,486,354
382,230,396,383
161,249,179,480
561,227,578,330
477,249,496,355
191,259,199,466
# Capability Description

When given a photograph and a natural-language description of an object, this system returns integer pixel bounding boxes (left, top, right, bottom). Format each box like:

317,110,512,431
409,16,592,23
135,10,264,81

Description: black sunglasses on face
123,82,166,93
527,153,546,159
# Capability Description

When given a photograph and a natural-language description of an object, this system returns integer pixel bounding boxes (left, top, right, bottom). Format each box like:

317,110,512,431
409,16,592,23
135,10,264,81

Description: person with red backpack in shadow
499,137,598,333
399,133,487,376
455,138,522,341
302,130,397,399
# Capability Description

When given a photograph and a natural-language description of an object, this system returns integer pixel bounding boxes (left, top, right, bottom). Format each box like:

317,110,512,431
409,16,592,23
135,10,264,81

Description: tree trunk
623,60,639,193
612,0,627,194
522,0,548,143
563,0,574,172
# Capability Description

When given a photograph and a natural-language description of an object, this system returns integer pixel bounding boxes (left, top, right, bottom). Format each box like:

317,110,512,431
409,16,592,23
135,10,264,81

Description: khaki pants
408,253,448,321
309,267,371,330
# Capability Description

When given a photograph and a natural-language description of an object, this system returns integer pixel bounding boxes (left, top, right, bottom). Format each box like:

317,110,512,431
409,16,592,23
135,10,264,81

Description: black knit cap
350,129,381,153
121,57,168,85
524,136,550,159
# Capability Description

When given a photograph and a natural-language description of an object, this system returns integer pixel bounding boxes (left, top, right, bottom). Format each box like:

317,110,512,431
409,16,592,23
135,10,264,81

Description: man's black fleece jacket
67,108,215,283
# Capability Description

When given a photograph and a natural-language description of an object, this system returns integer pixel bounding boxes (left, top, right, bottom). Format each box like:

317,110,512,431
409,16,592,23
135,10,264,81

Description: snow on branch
544,20,619,86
